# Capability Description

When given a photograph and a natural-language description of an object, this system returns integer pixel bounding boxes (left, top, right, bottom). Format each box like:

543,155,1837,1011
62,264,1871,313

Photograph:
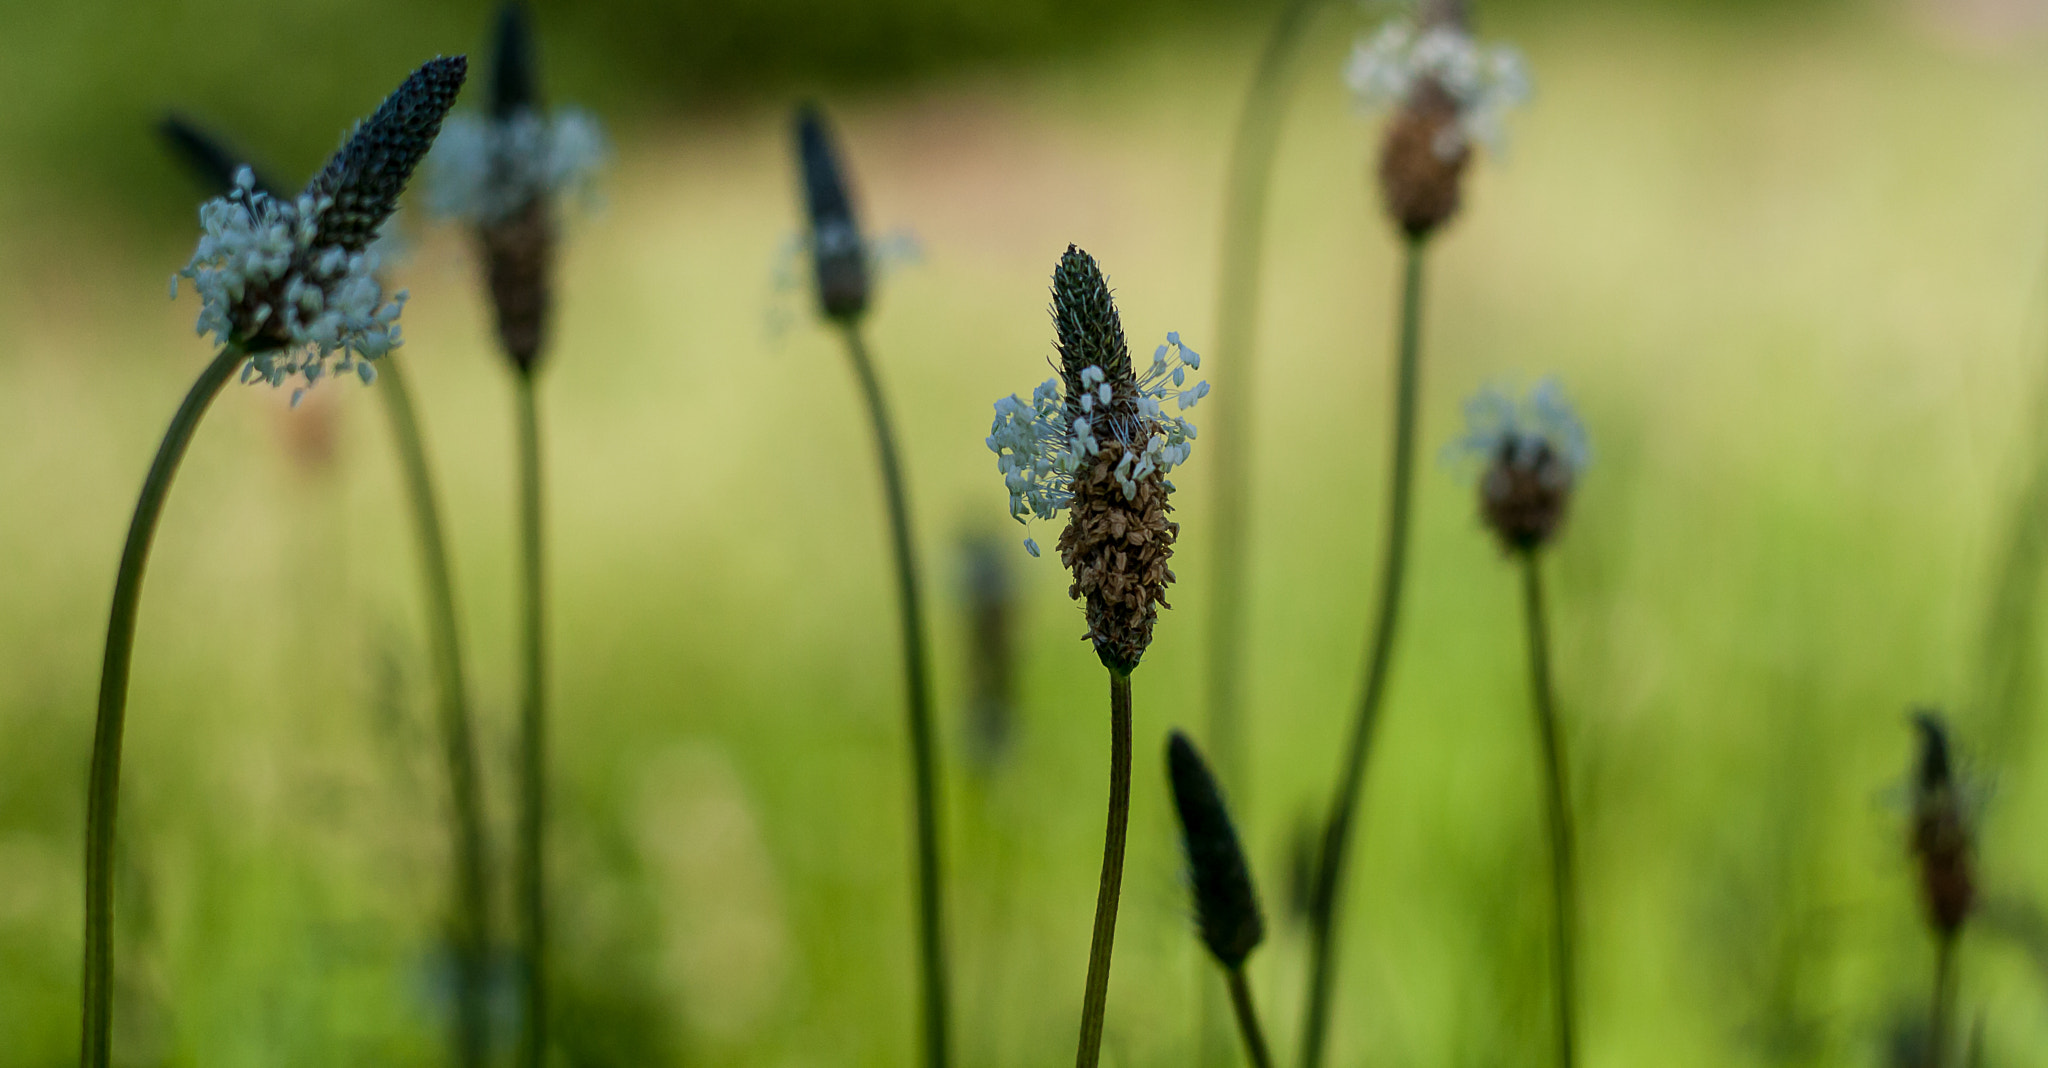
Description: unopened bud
1166,731,1265,969
1910,711,1974,938
793,103,871,322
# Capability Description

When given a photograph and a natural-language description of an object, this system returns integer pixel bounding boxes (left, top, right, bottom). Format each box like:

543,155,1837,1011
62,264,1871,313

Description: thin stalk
1225,966,1274,1068
378,355,492,1068
80,344,243,1068
514,371,548,1068
1205,0,1329,794
1931,930,1958,1068
836,322,951,1068
1076,670,1134,1068
1519,551,1578,1068
1299,235,1429,1068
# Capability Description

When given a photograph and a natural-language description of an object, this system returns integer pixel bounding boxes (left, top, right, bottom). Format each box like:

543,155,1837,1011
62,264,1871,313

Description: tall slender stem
1299,236,1429,1068
1225,966,1274,1068
379,356,491,1068
514,371,548,1068
1519,551,1578,1068
1206,0,1329,794
1931,929,1958,1068
837,322,951,1068
80,345,243,1068
1076,670,1134,1068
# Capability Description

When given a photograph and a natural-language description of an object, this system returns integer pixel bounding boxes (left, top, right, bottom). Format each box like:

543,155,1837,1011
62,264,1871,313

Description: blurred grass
6,1,2048,1066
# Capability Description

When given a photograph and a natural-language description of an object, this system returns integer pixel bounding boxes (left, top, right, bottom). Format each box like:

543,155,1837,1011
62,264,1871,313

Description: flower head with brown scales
987,246,1208,673
1451,378,1588,552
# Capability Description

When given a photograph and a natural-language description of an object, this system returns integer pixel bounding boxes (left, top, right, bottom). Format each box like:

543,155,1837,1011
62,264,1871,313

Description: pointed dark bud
1909,710,1973,938
1051,244,1132,397
1167,731,1265,969
794,103,871,322
492,2,541,119
307,55,469,253
159,114,282,199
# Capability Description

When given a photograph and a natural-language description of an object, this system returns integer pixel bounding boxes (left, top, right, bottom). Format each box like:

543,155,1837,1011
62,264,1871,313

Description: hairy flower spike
1910,711,1974,938
1453,378,1588,551
309,55,469,254
987,247,1207,673
1347,11,1529,237
427,15,604,375
1167,731,1265,970
795,103,872,322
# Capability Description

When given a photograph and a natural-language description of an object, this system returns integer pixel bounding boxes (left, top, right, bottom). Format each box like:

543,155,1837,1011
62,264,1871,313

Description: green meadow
5,2,2048,1065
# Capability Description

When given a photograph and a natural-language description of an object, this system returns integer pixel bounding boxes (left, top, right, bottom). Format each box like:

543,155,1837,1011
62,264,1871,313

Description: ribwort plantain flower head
1167,731,1265,970
426,4,605,375
1910,711,1975,938
173,57,466,403
793,103,874,323
1452,378,1587,552
1347,5,1529,236
986,246,1208,672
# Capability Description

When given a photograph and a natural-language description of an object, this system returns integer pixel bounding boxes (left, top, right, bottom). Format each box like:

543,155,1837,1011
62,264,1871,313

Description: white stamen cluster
1450,378,1589,473
988,333,1209,556
1345,19,1531,156
174,168,406,403
425,108,606,224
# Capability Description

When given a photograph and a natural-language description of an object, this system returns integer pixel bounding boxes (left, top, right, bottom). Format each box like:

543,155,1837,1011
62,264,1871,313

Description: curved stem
378,356,491,1068
1519,551,1578,1068
837,322,951,1068
80,345,243,1068
1075,670,1134,1068
1931,929,1958,1068
1299,236,1429,1068
514,372,548,1068
1225,966,1274,1068
1205,0,1329,796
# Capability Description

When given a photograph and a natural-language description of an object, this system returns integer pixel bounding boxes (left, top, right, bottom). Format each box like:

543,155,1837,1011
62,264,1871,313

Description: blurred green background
7,0,2048,1065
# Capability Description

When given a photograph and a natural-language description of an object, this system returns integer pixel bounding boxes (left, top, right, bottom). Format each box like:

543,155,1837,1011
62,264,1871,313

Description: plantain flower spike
1346,0,1529,237
1453,378,1587,552
986,246,1208,673
1167,731,1266,970
174,56,467,403
426,3,606,374
1910,711,1975,938
793,102,873,323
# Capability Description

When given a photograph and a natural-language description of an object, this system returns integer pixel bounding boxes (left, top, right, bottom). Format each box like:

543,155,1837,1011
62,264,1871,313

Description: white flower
986,334,1208,554
425,108,607,224
1344,19,1531,155
1449,377,1589,474
172,168,407,403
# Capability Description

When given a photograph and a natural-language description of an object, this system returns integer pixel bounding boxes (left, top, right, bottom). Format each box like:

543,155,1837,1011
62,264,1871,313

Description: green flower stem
1931,929,1958,1068
514,370,549,1068
1205,0,1329,794
1075,668,1134,1068
378,355,491,1068
80,344,243,1068
1299,235,1429,1068
1225,966,1273,1068
1518,550,1578,1068
836,321,951,1068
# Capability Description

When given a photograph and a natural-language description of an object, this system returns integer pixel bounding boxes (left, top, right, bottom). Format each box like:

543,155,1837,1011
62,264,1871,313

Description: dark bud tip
307,55,470,254
492,2,541,119
1913,709,1953,793
1166,730,1265,969
1908,709,1973,937
159,114,282,199
1051,244,1131,396
793,102,870,322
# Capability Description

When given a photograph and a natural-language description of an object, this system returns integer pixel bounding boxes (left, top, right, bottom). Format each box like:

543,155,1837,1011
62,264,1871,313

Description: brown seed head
1910,711,1974,938
1481,437,1573,551
1046,246,1180,673
1377,79,1469,240
482,195,556,375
